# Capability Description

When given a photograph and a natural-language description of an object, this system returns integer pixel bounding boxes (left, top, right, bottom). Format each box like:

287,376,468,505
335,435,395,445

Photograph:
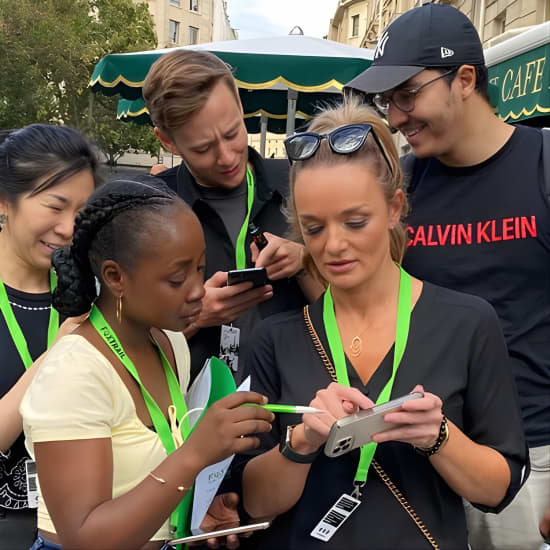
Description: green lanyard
89,305,192,536
0,270,59,369
234,166,254,270
322,266,412,491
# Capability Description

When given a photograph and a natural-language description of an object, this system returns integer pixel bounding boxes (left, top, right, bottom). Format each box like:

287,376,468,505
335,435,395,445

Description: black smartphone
227,267,268,288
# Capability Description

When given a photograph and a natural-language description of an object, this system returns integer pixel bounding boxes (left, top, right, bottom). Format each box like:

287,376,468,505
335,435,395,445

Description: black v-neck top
232,282,528,550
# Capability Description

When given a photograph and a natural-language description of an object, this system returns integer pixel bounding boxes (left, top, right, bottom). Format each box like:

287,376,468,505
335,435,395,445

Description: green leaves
0,0,157,164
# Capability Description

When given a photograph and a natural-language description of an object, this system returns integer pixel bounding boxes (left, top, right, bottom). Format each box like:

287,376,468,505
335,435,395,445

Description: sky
226,0,339,40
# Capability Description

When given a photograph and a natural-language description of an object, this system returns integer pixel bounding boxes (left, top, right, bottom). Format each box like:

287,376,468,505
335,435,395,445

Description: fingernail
262,395,268,404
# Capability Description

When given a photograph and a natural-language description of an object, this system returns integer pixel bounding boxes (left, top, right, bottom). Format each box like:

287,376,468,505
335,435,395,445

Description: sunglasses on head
284,123,393,174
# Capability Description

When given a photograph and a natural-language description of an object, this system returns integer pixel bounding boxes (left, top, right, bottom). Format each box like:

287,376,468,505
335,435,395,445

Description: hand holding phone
168,521,271,545
299,383,375,452
324,392,424,457
195,271,273,329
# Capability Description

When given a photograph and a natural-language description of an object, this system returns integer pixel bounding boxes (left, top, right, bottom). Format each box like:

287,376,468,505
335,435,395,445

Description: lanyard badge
89,306,192,537
0,270,59,369
322,266,412,495
311,267,412,542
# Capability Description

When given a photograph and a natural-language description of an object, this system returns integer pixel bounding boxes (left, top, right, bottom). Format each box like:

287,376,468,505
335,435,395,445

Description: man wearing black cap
346,4,550,550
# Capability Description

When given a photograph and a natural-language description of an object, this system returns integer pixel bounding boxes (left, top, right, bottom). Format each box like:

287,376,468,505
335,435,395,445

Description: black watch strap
279,424,321,464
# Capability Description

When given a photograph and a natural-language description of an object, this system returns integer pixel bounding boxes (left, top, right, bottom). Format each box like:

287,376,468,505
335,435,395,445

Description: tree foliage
0,0,158,164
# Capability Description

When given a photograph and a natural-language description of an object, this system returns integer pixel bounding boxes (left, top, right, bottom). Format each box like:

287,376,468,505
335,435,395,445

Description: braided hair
52,176,187,316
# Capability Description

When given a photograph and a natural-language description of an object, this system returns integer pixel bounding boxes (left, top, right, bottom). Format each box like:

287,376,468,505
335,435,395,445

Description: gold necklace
348,319,372,358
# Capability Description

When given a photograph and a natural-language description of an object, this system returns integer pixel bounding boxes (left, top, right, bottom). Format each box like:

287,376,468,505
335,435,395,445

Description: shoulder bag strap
303,305,440,550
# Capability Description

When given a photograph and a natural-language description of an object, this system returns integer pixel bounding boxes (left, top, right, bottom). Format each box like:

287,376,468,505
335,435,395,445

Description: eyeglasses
372,68,457,116
284,123,392,174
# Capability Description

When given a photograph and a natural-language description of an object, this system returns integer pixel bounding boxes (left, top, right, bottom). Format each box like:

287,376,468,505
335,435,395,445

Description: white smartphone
167,521,271,545
324,392,424,458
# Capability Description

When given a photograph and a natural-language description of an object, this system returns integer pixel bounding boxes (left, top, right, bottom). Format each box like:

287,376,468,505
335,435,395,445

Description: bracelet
148,471,189,493
414,415,449,457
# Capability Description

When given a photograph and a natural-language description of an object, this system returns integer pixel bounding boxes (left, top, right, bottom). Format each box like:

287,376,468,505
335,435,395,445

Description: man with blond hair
144,49,321,383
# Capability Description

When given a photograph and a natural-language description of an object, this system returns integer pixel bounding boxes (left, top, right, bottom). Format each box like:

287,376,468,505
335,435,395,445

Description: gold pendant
350,336,362,357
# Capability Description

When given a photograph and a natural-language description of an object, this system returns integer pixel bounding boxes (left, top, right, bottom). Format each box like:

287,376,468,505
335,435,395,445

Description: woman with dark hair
235,100,529,550
0,124,101,549
20,178,273,550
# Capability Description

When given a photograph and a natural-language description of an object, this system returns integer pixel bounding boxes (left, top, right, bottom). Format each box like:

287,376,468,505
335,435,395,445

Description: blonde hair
287,98,409,281
143,50,240,134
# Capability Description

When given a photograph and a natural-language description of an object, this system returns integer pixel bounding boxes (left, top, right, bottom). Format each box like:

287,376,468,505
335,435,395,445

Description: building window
351,15,359,37
190,0,199,11
494,10,506,37
169,19,180,43
170,0,181,6
189,26,198,44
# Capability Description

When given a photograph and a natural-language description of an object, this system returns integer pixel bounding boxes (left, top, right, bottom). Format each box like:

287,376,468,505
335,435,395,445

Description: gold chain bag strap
303,305,440,550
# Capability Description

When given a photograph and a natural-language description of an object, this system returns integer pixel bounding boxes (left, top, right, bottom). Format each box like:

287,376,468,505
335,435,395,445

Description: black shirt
234,283,528,550
158,148,307,381
0,284,55,511
403,124,550,447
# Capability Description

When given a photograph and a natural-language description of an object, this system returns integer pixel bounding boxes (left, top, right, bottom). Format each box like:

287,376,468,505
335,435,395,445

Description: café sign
488,44,550,121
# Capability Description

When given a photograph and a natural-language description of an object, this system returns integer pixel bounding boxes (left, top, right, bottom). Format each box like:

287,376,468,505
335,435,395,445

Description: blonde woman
234,100,528,550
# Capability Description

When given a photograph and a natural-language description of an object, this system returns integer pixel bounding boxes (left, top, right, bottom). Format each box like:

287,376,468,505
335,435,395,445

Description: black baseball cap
345,4,485,94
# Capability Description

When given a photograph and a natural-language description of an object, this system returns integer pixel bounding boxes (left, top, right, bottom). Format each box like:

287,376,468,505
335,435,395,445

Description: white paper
190,376,250,534
186,359,213,427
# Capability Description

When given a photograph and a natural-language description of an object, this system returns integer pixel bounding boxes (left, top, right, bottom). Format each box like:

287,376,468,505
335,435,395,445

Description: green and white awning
116,89,336,132
91,35,373,99
93,35,373,136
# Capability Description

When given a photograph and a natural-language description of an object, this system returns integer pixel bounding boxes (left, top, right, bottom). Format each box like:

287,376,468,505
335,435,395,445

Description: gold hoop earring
116,295,123,324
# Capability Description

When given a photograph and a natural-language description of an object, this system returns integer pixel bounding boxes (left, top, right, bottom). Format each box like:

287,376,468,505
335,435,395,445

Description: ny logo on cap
375,31,390,59
441,47,454,59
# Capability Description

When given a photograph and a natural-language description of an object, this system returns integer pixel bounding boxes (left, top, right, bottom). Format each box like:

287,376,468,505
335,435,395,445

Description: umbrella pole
260,113,268,157
286,89,298,136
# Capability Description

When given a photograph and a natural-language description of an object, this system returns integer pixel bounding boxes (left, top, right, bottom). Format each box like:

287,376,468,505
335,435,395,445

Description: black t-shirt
402,124,550,447
158,148,306,382
0,284,54,511
233,283,527,550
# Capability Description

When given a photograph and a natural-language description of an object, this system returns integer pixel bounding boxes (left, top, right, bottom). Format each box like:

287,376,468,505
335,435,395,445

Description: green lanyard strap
234,166,255,270
89,305,191,536
0,270,59,369
322,266,412,485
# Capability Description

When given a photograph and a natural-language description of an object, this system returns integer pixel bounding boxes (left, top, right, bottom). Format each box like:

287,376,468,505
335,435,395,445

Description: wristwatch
414,415,449,457
279,424,322,464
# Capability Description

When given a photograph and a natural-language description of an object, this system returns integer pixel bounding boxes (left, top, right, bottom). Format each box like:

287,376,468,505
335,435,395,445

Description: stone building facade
138,0,236,48
329,0,550,48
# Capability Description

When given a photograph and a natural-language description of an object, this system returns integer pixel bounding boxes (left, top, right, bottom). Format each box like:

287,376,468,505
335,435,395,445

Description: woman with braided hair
20,177,274,550
0,124,100,549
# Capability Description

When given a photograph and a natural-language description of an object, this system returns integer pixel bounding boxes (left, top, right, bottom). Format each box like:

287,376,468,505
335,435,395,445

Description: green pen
243,404,327,414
